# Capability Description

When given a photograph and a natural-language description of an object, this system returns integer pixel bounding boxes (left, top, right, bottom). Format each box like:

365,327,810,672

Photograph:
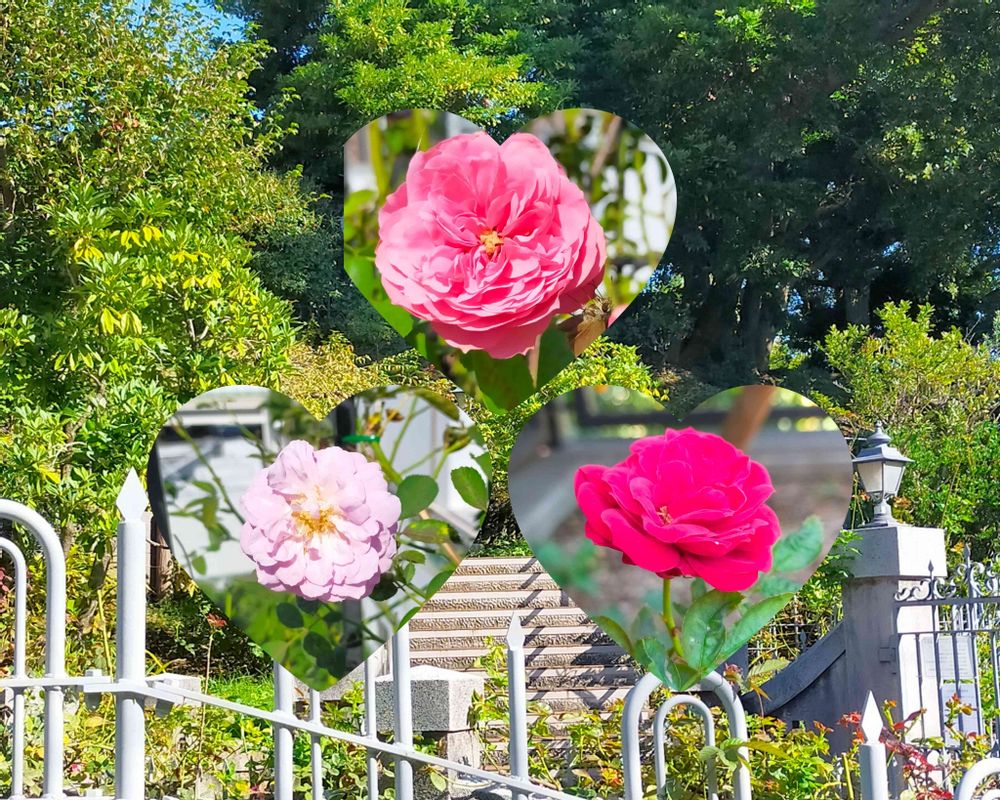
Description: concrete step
479,736,653,769
409,626,614,651
421,589,573,613
407,663,641,691
409,608,592,632
412,645,632,671
526,687,635,712
483,708,653,738
454,557,546,577
438,572,560,594
526,665,642,691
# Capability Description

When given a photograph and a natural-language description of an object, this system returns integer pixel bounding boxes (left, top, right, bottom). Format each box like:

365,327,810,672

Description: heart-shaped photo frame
344,108,677,412
147,384,490,690
508,384,854,689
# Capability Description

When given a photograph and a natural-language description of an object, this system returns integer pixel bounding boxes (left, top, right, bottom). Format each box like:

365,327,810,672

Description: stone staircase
408,557,640,717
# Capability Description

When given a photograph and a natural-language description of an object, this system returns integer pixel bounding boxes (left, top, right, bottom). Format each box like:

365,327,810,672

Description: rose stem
662,579,685,660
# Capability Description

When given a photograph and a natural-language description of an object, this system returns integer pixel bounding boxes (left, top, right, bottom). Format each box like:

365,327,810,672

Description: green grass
475,537,535,557
207,674,274,709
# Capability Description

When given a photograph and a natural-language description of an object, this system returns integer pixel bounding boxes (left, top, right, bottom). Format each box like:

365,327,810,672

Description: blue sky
194,1,246,42
129,0,247,42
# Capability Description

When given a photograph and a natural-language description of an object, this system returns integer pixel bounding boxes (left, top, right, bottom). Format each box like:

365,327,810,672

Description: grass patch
207,674,274,708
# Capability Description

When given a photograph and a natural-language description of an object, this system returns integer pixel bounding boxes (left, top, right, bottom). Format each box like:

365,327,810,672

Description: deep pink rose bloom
375,132,607,359
239,441,401,602
574,428,781,592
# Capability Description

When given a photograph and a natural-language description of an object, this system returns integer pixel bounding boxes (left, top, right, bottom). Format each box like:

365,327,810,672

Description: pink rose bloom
375,132,607,359
574,428,781,592
239,441,401,602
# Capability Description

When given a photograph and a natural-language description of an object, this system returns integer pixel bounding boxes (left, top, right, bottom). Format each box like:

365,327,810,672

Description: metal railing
895,545,1000,751
1,472,741,800
12,473,1000,799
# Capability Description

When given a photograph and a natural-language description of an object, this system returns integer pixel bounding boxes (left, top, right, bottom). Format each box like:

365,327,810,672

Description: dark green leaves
396,474,438,518
720,594,795,664
450,466,489,510
680,589,743,673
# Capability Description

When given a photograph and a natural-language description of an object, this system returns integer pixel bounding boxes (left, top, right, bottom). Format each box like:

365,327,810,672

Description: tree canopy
231,0,1000,383
0,0,306,552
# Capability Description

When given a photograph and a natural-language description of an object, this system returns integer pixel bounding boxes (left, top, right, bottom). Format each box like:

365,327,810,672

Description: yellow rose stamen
479,229,503,256
291,489,344,539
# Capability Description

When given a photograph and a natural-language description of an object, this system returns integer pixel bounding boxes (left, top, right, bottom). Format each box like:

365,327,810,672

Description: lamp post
852,423,913,527
838,422,945,772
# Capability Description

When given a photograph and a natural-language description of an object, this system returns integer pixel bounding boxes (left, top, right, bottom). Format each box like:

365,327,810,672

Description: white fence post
364,656,380,799
309,688,323,800
623,672,659,799
115,470,149,800
273,662,295,800
0,498,66,800
507,613,529,800
858,692,890,800
392,625,414,800
0,537,28,800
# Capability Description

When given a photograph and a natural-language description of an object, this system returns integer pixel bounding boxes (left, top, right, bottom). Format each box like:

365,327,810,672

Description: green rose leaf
536,324,575,387
464,351,535,412
753,574,801,598
681,590,743,672
369,575,399,601
474,451,493,480
344,254,413,337
276,602,304,629
422,567,455,599
405,518,450,543
396,474,439,518
594,614,634,653
451,466,489,510
720,594,796,663
771,515,824,572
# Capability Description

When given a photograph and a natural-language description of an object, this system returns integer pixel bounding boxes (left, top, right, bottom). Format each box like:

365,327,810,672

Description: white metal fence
1,473,998,800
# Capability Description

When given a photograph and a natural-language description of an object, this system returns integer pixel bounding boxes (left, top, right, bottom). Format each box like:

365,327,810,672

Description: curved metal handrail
0,499,67,799
652,694,717,800
622,669,751,800
955,757,1000,800
0,535,28,799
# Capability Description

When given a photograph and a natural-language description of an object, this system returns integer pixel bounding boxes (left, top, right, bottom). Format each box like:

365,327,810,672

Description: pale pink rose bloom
575,428,781,592
375,132,607,359
239,441,400,602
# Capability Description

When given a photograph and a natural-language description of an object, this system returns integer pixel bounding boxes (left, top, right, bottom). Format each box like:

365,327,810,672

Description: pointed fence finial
507,612,525,649
861,692,882,744
116,469,148,520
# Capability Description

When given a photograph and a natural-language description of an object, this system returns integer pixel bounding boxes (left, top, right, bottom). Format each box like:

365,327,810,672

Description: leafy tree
227,0,1000,382
815,302,1000,558
0,0,310,661
221,0,562,347
272,0,560,194
509,0,1000,380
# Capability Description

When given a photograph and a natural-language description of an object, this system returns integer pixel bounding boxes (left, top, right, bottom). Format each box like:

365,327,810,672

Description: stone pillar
376,665,485,799
842,523,946,772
